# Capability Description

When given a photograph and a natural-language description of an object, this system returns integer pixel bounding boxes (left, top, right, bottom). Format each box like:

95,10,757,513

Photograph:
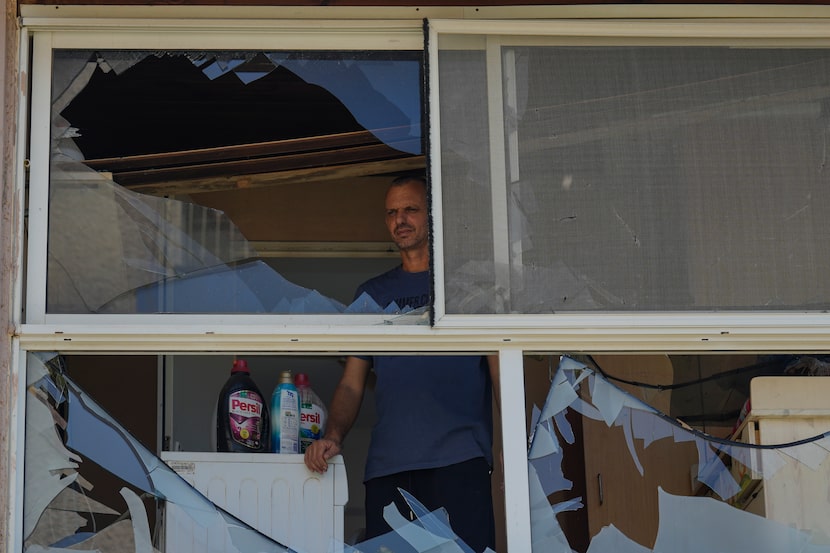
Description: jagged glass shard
24,391,80,540
621,409,645,476
539,366,579,421
344,291,385,313
587,525,652,553
25,353,291,553
529,419,559,459
554,410,575,445
592,376,626,427
695,438,741,500
631,409,674,448
530,452,572,496
653,488,819,553
528,356,830,552
264,56,422,155
777,441,830,471
384,301,403,314
527,463,575,553
302,289,347,313
200,57,247,79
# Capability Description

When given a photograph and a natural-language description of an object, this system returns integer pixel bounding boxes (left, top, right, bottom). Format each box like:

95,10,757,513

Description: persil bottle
216,359,270,453
271,370,300,454
294,373,328,453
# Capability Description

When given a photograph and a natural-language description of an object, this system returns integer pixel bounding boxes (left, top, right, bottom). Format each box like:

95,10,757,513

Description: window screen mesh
439,42,830,314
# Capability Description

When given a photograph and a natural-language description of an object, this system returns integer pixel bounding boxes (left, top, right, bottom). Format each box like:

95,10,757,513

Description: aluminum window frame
24,22,425,327
428,18,830,349
16,15,830,553
14,20,534,553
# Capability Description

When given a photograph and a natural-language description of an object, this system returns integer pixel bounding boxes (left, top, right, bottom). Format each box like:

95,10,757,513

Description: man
304,175,499,553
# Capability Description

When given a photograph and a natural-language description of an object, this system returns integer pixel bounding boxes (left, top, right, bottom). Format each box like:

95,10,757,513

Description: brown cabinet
581,355,697,549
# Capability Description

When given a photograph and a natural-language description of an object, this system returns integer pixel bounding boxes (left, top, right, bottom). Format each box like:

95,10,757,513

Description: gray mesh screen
439,42,830,314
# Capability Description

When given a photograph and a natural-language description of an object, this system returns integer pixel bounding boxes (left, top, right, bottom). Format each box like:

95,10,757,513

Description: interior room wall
189,175,394,243
270,257,400,306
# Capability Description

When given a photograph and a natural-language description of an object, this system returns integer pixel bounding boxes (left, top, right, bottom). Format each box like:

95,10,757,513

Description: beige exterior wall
1,0,18,550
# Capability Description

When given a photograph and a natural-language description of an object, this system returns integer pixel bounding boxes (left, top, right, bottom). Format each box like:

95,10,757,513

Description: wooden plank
112,143,412,186
83,129,390,172
746,376,830,535
123,155,425,196
189,173,392,242
249,240,399,258
750,376,830,415
757,415,830,538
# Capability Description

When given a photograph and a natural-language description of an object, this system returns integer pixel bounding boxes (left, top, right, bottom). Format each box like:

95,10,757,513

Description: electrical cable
587,354,785,391
579,354,830,449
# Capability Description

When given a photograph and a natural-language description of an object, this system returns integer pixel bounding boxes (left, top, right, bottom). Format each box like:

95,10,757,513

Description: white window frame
23,19,425,328
14,18,535,553
15,13,830,553
428,17,830,352
21,15,830,351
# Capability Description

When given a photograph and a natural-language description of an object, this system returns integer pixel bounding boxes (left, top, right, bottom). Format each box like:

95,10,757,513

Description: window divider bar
486,36,512,313
25,32,54,325
498,348,532,552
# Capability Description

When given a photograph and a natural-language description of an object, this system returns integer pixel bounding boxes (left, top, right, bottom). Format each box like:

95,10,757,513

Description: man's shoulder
359,265,404,289
358,265,430,290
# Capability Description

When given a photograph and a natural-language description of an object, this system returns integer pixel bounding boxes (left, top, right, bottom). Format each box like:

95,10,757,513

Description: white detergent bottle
294,372,328,453
271,370,300,453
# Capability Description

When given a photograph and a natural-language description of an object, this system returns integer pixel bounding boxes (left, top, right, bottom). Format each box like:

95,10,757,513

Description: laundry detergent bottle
216,359,270,453
271,370,300,453
294,373,328,453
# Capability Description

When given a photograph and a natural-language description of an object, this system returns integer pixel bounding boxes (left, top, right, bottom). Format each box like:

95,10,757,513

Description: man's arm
304,356,371,473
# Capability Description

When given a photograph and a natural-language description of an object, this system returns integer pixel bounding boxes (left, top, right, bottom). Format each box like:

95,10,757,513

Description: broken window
24,350,830,553
527,354,830,552
44,49,423,316
22,19,830,553
23,352,492,553
25,352,292,553
436,36,830,314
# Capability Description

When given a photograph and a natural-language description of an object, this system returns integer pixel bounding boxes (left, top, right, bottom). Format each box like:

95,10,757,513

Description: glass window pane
438,46,499,314
525,353,830,552
47,49,423,315
24,351,500,553
439,41,830,313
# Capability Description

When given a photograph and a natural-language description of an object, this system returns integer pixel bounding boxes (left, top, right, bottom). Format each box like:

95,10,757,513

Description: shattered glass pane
24,352,291,553
24,352,495,553
26,348,830,553
47,49,422,316
527,355,830,552
438,40,830,313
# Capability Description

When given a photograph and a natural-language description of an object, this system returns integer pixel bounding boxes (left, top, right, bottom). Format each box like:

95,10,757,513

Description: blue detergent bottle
271,370,300,453
294,372,328,454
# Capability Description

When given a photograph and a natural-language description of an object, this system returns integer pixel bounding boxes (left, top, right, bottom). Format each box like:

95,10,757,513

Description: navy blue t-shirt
354,266,494,481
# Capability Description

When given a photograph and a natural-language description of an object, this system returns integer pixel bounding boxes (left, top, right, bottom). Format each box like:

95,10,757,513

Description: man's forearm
323,385,363,445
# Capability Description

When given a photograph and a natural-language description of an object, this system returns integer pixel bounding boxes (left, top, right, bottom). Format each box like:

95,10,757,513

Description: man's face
385,180,428,253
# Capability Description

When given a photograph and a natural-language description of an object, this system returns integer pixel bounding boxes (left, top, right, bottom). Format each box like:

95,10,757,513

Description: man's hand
304,437,342,473
302,356,369,474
